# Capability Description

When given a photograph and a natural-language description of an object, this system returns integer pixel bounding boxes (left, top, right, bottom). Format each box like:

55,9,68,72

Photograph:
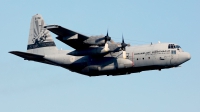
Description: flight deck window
176,45,181,48
172,44,175,49
168,44,176,49
168,44,172,49
168,44,171,49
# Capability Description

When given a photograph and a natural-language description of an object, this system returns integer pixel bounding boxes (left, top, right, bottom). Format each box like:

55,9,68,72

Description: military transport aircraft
9,14,191,76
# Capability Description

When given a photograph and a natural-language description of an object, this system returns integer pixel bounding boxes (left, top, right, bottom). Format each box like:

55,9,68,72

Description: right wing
45,25,91,50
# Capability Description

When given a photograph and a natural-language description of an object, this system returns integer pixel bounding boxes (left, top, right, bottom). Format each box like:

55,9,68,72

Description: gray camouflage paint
10,14,191,76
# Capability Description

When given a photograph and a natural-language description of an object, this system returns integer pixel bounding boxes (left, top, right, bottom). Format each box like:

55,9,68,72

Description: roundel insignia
70,56,75,62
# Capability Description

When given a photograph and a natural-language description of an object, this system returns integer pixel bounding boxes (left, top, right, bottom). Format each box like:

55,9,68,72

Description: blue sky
0,0,199,112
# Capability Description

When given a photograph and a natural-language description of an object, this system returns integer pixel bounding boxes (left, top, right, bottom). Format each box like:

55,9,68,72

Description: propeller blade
122,35,124,43
106,30,108,36
121,35,127,51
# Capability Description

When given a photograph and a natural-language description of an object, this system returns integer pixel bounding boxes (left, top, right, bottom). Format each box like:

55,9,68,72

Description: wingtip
9,51,22,55
9,51,15,54
44,25,59,29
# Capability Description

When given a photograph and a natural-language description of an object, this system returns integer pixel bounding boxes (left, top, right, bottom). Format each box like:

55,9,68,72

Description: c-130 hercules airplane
10,14,191,76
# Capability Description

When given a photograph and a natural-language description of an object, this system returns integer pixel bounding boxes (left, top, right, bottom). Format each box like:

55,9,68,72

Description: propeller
104,30,116,44
121,35,129,59
103,30,117,51
104,30,111,43
104,30,111,51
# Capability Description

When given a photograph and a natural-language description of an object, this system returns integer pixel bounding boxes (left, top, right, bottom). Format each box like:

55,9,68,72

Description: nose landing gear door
170,50,178,65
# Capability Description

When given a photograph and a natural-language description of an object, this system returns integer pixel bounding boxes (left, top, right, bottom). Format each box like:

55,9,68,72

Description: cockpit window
176,45,181,48
168,44,176,49
168,44,171,49
169,44,183,52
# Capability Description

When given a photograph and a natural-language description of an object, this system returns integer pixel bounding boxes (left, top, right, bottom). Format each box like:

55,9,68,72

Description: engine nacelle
83,36,106,45
68,47,107,56
68,44,120,56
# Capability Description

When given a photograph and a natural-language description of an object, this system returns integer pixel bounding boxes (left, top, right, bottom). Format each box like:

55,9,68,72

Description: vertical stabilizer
27,14,57,55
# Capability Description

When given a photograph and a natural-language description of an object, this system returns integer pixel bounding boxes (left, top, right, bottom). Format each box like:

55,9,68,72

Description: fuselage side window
171,50,176,54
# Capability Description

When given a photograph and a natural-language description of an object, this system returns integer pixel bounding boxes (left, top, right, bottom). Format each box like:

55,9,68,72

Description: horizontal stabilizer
9,51,44,60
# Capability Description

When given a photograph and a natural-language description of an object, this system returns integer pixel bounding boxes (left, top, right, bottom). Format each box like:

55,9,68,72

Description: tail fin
27,14,57,55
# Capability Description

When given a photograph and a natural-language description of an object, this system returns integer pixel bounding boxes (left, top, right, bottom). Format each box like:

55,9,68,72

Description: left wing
45,25,91,50
9,51,57,65
9,51,44,60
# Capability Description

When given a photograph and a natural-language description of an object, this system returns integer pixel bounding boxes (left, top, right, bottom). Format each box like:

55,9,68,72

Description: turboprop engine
83,31,114,46
67,44,120,56
69,31,120,56
68,35,130,57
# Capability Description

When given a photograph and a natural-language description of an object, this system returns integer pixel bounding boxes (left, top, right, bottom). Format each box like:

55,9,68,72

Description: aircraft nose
179,52,191,64
186,52,191,61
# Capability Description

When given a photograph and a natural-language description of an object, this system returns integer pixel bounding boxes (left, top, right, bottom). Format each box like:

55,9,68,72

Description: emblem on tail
32,29,47,45
27,14,56,50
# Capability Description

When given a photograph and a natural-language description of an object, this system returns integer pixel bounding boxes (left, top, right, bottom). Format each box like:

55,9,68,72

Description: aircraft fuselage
44,43,190,76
